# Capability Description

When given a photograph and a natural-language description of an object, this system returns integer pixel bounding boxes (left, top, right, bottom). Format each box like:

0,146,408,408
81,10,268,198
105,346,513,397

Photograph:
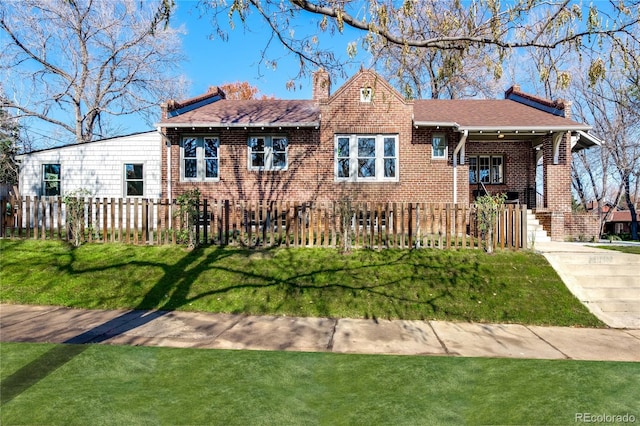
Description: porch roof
413,99,591,132
159,99,320,128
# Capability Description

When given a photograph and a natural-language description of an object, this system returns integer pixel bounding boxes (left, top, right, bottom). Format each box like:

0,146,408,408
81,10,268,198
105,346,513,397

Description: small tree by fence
0,196,528,251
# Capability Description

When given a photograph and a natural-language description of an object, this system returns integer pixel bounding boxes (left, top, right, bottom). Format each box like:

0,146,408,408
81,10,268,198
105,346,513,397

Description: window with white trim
431,134,447,159
181,136,219,181
248,136,288,171
335,134,398,182
468,155,504,184
42,164,61,196
124,163,144,197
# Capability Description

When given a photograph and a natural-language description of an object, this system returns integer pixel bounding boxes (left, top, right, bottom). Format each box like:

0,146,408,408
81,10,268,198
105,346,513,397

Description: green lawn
1,342,638,425
0,239,603,326
595,245,640,255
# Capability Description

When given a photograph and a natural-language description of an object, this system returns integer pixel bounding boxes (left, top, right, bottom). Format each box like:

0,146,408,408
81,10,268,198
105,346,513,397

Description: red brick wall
564,213,600,241
162,71,474,204
160,71,563,217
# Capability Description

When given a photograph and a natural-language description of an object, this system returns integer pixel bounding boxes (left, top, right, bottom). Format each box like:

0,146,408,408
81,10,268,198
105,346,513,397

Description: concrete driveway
537,242,640,329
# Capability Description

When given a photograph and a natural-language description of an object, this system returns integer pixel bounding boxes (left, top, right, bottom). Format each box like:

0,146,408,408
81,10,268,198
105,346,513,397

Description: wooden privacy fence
0,196,528,250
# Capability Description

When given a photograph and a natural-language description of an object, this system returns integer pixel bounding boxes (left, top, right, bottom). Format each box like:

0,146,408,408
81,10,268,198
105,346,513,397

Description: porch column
542,131,572,240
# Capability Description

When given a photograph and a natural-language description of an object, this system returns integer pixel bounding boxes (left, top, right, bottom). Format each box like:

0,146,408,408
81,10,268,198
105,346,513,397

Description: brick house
158,69,601,240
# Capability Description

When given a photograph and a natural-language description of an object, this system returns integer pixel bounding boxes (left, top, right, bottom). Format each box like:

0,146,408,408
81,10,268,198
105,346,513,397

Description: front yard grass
1,342,638,425
0,239,602,326
595,245,640,255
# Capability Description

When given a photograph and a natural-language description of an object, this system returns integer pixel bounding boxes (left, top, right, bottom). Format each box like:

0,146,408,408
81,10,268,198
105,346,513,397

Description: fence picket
2,197,526,251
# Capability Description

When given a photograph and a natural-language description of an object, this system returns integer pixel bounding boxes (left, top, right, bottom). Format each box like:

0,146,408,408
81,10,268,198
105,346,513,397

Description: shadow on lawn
1,243,482,405
0,245,234,405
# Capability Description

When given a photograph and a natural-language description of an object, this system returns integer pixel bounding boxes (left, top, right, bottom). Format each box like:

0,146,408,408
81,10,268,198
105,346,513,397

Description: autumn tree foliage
219,82,276,100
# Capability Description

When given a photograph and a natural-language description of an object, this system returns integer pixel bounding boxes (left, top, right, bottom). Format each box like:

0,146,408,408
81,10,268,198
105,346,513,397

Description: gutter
155,122,320,129
413,122,592,133
452,130,468,204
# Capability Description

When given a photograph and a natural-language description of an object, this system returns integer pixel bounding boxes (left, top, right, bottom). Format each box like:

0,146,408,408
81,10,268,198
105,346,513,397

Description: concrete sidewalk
536,242,640,329
1,304,639,362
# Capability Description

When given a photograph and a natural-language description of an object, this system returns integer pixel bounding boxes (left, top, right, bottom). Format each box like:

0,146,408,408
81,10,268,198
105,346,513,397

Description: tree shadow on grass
0,245,234,405
1,244,483,405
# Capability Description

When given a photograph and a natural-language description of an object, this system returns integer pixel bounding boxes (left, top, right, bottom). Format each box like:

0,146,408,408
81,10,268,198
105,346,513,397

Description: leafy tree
0,0,185,144
0,97,19,186
196,0,639,88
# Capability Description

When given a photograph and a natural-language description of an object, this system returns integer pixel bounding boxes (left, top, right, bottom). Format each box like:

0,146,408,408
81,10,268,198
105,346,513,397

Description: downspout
453,130,468,204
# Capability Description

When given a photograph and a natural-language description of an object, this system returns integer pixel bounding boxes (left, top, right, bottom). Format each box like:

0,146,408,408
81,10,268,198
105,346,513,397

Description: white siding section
18,132,162,198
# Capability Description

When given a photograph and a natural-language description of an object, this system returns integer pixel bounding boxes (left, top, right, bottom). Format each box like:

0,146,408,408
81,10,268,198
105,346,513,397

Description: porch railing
1,197,528,251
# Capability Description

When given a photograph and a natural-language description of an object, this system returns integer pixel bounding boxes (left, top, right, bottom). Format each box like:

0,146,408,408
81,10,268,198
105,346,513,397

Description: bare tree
570,46,640,240
0,0,186,144
197,0,639,86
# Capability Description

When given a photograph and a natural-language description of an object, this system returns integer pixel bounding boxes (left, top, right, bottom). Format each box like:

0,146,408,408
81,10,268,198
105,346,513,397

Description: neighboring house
17,131,162,199
605,210,640,235
158,69,601,241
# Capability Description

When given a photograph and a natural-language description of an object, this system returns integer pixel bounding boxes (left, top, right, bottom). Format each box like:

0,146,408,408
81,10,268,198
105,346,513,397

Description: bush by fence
1,196,528,251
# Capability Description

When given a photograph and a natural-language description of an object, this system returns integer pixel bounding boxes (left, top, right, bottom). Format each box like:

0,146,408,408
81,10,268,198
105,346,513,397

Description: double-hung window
468,155,504,184
335,134,398,182
248,136,288,171
124,163,144,197
42,164,61,196
181,136,219,181
432,134,447,159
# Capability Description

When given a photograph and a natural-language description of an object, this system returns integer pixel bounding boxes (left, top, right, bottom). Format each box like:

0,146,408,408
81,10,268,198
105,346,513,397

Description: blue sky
172,0,369,101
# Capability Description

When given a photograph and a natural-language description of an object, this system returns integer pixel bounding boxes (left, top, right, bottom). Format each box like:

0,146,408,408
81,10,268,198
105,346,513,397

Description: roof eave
157,122,320,129
412,122,592,133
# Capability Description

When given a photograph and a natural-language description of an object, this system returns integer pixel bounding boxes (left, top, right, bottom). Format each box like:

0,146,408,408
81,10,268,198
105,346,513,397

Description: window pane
272,137,287,152
273,153,286,168
432,136,446,157
468,157,478,183
384,158,396,178
337,137,350,157
183,138,197,158
184,159,197,178
43,164,61,179
250,137,265,151
479,157,490,183
338,158,350,178
358,138,375,157
45,181,60,196
206,159,218,178
127,181,144,196
491,156,503,183
125,164,143,179
384,138,395,157
204,138,218,158
358,158,375,178
252,153,265,168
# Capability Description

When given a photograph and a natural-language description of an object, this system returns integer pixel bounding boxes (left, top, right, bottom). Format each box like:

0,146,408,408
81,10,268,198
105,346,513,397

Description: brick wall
564,213,600,241
160,71,564,217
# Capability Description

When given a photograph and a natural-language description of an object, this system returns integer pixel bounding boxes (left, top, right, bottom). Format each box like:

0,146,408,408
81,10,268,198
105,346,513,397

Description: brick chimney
312,69,331,102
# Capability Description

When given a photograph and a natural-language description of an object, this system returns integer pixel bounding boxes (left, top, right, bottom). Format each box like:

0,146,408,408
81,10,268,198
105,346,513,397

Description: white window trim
431,133,447,160
123,162,145,198
42,163,61,196
247,135,288,172
180,135,220,182
360,87,373,103
334,134,399,183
